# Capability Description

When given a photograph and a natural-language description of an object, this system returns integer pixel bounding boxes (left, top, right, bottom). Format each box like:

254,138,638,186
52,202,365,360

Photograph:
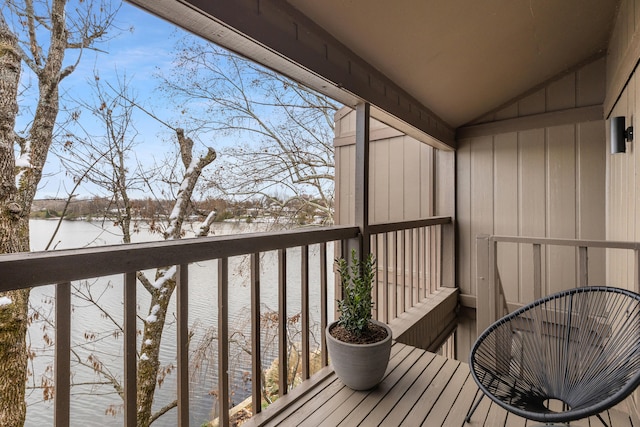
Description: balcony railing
1,216,453,426
475,234,640,335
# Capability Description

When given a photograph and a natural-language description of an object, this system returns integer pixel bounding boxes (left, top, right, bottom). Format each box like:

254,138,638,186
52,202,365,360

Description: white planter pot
325,319,392,390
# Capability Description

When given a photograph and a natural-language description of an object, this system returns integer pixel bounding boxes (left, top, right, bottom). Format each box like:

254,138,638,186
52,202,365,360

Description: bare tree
0,1,118,424
160,42,339,226
58,73,153,241
58,74,217,426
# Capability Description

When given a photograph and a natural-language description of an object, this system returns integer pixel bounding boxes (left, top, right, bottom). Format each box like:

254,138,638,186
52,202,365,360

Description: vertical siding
493,133,519,302
469,136,494,296
333,108,449,226
606,0,640,296
334,143,355,225
546,125,577,294
518,129,546,302
457,58,606,305
577,121,606,285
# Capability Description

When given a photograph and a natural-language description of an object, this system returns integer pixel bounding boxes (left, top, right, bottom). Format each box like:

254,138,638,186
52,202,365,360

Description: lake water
25,219,335,426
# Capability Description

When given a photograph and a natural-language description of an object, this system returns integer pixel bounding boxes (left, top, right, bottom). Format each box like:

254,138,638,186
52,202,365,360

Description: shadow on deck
244,342,639,427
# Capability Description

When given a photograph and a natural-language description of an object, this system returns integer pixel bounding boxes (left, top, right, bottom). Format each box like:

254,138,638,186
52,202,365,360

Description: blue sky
32,2,196,199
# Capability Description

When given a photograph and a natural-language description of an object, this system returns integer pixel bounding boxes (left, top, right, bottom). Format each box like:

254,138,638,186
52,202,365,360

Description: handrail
489,235,640,250
476,234,640,337
1,217,453,426
0,225,359,290
367,215,451,234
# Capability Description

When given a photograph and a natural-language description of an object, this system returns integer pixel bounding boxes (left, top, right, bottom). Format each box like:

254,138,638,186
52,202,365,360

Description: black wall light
611,116,633,154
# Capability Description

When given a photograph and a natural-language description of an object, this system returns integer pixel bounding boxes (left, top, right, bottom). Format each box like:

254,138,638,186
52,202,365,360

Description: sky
21,1,203,199
12,0,336,203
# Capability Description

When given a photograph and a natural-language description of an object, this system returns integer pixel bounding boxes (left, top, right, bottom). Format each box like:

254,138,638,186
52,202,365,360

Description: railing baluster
177,264,189,426
123,272,137,427
393,231,398,320
578,246,588,287
401,230,406,314
409,229,414,307
533,243,542,300
431,225,437,293
635,249,640,294
417,228,422,301
218,258,229,426
54,282,70,427
442,221,456,288
278,249,288,397
489,239,498,323
372,234,379,321
320,243,328,367
250,253,262,414
301,245,310,380
383,232,389,323
432,225,438,294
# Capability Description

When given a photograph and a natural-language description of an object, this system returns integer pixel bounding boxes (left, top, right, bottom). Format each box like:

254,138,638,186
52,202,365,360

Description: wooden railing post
250,253,262,414
476,235,495,336
277,249,288,397
218,258,230,427
177,264,189,426
441,222,455,288
123,272,137,427
54,282,71,427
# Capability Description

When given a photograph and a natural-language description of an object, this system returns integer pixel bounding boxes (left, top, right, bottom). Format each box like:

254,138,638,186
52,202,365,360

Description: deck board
331,347,429,426
244,342,639,427
381,352,448,425
399,359,461,426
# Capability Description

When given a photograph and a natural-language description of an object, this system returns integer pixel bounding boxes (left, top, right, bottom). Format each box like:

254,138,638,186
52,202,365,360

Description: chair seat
468,286,640,425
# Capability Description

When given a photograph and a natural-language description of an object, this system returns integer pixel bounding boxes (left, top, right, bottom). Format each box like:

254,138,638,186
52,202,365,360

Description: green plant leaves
336,249,375,337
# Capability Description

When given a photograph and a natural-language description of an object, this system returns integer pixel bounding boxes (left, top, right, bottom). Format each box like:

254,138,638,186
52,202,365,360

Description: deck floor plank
503,411,527,427
295,344,414,426
327,347,428,426
267,376,344,426
422,362,471,426
243,342,638,427
485,400,509,427
380,353,449,425
398,358,462,426
603,403,634,427
442,374,489,427
346,351,438,426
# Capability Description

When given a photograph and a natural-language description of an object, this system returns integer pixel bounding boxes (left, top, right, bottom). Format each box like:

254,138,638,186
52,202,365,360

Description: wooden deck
245,342,639,427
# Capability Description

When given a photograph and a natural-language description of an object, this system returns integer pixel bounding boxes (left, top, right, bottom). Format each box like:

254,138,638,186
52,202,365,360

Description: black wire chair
466,286,640,426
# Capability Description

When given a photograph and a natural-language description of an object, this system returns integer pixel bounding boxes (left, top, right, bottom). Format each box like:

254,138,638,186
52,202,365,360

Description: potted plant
326,249,392,390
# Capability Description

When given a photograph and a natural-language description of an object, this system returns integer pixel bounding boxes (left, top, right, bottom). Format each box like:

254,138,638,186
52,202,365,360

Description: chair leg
465,389,484,423
595,413,610,427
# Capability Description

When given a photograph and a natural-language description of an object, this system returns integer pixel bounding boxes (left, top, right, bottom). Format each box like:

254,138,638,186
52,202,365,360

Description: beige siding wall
606,0,640,295
333,108,454,225
457,58,607,304
455,58,607,357
606,0,640,408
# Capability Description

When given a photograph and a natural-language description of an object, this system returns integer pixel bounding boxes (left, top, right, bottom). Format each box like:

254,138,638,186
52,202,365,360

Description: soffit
287,0,617,127
128,0,618,146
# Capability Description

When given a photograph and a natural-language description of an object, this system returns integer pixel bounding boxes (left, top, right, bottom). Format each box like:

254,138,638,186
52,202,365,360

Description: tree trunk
136,274,177,427
135,136,216,426
0,23,30,427
0,1,67,424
